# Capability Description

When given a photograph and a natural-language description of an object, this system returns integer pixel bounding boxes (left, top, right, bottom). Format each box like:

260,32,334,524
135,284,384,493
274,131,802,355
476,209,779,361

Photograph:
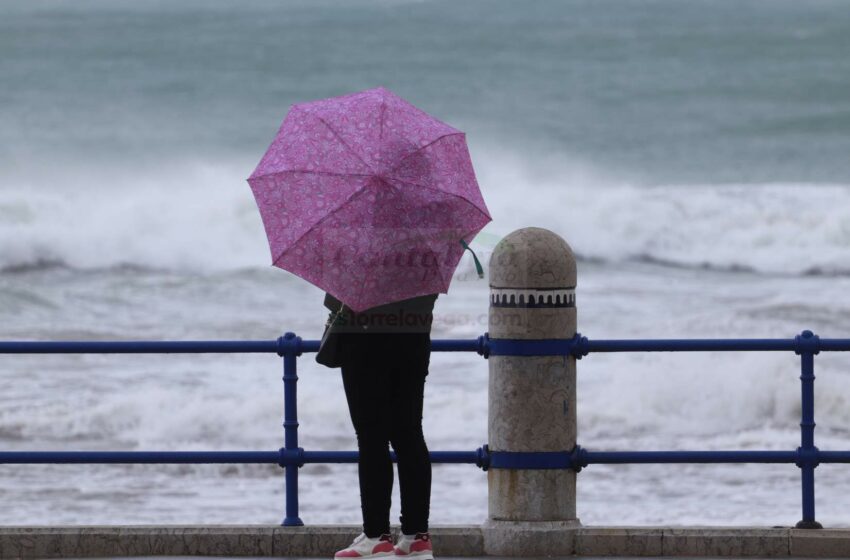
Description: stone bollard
481,227,579,556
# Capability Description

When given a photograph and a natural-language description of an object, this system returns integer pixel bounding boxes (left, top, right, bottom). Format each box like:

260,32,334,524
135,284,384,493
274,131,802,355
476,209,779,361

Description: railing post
279,332,304,527
795,330,822,529
482,227,579,556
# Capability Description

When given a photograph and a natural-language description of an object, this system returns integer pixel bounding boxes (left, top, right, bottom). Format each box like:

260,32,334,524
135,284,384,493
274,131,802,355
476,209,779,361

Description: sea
3,0,850,527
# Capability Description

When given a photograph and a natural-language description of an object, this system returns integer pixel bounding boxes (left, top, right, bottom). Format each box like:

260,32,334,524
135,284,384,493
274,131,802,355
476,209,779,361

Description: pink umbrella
247,86,492,312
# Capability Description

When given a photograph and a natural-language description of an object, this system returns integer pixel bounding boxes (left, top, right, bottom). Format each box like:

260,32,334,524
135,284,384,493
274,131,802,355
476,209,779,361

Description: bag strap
460,239,484,278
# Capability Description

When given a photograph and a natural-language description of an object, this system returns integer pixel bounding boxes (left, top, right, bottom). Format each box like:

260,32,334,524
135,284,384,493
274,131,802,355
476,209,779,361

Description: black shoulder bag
316,303,347,368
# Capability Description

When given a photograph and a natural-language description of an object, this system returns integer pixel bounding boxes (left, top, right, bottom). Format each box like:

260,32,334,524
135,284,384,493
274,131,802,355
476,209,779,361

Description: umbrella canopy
247,86,491,312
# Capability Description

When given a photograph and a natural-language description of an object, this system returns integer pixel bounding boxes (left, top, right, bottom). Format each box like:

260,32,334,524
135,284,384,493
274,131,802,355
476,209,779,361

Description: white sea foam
472,146,850,276
4,263,850,526
0,161,269,272
4,152,850,276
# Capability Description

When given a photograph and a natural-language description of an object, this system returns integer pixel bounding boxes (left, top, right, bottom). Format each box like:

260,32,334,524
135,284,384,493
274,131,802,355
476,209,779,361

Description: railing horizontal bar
13,449,850,466
6,337,850,356
0,341,283,354
0,450,483,465
298,340,482,354
582,339,799,353
299,340,319,352
816,340,850,351
301,451,480,464
581,338,850,353
583,450,798,464
816,451,850,462
0,451,281,463
0,338,484,355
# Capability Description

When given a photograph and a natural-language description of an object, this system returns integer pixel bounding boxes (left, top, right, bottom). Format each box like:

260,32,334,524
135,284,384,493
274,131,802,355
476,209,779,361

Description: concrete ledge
482,519,577,556
790,528,850,557
0,525,483,558
576,527,664,556
659,527,790,557
2,524,850,557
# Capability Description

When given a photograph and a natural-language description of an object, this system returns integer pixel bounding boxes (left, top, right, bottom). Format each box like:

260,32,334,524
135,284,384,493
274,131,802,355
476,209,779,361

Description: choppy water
3,0,850,527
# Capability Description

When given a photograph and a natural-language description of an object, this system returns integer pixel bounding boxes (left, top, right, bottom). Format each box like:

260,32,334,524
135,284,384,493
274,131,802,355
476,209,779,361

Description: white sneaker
393,532,434,559
334,532,395,559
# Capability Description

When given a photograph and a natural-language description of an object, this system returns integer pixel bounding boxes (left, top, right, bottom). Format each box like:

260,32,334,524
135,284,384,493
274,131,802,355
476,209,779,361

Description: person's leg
341,347,394,538
389,335,431,535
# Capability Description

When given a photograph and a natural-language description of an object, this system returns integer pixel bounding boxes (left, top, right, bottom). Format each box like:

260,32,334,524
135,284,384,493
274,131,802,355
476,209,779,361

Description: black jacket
323,292,438,334
322,292,439,368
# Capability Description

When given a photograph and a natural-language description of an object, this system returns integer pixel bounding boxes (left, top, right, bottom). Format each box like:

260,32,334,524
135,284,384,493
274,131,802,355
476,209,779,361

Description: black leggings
341,333,432,538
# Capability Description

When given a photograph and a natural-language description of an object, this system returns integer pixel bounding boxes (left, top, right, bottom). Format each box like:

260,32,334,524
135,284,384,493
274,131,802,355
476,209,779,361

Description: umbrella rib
383,131,465,177
313,113,375,173
379,96,387,145
348,225,374,311
253,169,374,180
270,181,371,268
383,177,492,224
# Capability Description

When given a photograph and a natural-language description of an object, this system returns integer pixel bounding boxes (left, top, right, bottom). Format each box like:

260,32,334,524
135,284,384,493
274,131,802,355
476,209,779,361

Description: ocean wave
472,149,850,277
4,153,850,278
571,181,850,277
622,254,850,278
0,161,270,273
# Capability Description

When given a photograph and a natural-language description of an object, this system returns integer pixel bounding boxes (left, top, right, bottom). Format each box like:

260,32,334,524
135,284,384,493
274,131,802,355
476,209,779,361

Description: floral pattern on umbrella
247,86,492,312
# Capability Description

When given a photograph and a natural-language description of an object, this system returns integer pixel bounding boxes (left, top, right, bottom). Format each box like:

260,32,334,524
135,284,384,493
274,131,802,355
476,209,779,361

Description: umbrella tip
372,85,395,99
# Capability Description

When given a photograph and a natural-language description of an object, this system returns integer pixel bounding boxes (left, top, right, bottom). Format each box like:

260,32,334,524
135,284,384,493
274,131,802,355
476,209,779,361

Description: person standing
322,291,438,560
246,87,490,558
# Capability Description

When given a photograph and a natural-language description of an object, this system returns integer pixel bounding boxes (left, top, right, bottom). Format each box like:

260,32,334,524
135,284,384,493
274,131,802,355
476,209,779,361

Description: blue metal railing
0,333,489,527
1,329,847,528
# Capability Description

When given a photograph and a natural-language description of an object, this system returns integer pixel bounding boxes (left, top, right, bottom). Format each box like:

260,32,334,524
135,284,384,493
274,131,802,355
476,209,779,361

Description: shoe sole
395,552,433,560
336,553,395,559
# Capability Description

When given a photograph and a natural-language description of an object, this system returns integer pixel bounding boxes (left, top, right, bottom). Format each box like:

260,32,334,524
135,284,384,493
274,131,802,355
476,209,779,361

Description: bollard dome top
488,227,576,289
